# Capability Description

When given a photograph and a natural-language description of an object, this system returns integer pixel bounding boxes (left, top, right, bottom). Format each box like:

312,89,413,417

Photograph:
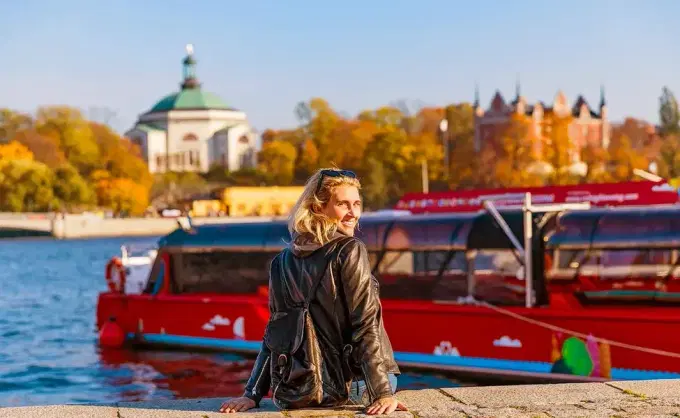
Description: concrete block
608,379,680,401
0,405,118,418
441,382,629,408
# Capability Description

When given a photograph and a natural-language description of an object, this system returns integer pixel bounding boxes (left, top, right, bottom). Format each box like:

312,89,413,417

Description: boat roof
158,210,538,252
546,205,680,250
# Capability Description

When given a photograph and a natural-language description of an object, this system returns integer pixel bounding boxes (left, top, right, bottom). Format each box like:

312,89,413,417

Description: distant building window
239,135,249,144
183,133,198,141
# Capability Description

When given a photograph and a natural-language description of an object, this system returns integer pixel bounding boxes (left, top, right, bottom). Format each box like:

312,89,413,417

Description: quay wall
2,379,680,417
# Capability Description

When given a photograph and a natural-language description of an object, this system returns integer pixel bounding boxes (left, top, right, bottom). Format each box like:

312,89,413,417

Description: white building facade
126,45,257,174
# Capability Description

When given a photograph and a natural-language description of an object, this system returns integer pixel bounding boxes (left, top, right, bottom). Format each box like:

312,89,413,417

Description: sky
1,0,679,134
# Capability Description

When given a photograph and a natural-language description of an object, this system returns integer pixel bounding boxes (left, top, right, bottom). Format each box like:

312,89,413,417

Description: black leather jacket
242,232,400,406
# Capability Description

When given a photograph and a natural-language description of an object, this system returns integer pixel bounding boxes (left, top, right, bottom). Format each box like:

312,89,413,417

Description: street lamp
439,119,449,177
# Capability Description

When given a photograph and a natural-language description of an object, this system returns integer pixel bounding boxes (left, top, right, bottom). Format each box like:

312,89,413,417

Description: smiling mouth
341,219,356,227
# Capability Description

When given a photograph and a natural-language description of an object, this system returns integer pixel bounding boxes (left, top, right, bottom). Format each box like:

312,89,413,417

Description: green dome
149,89,232,113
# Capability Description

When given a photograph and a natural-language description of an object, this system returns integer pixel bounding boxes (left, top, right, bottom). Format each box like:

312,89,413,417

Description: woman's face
323,185,362,236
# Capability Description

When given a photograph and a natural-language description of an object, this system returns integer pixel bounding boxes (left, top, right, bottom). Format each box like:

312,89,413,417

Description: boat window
598,249,673,279
472,250,524,306
548,249,674,280
590,211,680,248
546,212,600,249
144,255,167,294
376,250,468,301
419,251,467,273
171,251,274,294
377,251,414,275
385,215,474,251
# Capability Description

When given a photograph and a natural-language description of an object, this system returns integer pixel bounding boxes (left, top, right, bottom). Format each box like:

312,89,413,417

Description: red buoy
99,316,126,348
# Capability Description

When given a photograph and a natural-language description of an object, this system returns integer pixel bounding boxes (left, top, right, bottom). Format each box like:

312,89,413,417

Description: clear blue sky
1,0,678,134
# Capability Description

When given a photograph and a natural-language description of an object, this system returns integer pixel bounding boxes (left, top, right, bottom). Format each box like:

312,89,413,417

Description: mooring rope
473,299,680,359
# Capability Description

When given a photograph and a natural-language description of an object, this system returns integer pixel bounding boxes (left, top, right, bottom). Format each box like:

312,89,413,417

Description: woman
220,168,406,415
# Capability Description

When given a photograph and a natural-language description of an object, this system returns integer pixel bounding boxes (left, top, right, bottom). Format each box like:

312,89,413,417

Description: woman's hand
219,396,256,413
366,396,408,415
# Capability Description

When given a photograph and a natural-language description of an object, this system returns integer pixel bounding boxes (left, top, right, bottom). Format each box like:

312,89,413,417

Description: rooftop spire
599,84,606,108
474,83,480,108
181,43,200,90
515,75,521,101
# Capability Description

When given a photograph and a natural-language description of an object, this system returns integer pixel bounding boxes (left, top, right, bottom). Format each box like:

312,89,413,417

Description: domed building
126,45,257,174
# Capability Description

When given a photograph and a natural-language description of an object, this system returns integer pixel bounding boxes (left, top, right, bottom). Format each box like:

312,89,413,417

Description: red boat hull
97,290,680,382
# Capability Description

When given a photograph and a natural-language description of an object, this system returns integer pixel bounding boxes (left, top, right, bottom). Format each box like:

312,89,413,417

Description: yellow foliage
95,176,149,216
0,141,34,161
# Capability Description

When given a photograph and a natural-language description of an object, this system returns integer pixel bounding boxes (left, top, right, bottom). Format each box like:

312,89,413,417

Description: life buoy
105,257,126,293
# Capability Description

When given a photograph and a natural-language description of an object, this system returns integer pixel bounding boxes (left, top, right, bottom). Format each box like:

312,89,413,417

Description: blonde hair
288,168,361,245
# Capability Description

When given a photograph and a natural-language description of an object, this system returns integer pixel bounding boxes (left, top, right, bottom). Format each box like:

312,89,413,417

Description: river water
0,236,459,407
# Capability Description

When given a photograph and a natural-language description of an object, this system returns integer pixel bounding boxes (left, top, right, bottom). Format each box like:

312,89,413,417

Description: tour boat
97,180,680,383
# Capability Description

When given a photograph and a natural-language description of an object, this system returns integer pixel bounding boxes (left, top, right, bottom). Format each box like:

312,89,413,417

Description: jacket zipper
253,355,270,399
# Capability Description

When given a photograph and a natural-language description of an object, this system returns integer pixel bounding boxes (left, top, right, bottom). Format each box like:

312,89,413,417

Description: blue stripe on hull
128,333,680,381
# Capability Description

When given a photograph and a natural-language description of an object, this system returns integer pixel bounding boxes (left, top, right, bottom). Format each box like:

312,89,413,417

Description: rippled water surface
0,236,460,406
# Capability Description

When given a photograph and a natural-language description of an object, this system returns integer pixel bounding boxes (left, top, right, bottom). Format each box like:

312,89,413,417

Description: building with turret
125,45,257,174
473,82,610,171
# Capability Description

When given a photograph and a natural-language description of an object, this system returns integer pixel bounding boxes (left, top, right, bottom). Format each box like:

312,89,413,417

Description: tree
580,143,611,183
90,122,152,189
607,134,648,181
441,103,476,187
361,156,389,210
53,164,95,211
657,135,680,179
95,175,149,216
12,129,66,168
494,114,539,187
0,109,33,144
0,141,34,161
543,114,578,185
258,139,297,185
659,87,680,137
0,159,57,212
35,106,101,175
295,139,320,181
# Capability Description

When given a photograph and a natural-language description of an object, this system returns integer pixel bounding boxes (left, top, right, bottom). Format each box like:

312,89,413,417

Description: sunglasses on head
315,169,357,195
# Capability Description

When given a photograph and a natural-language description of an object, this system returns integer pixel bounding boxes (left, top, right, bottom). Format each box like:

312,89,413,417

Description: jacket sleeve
339,239,393,402
242,342,271,406
243,255,279,405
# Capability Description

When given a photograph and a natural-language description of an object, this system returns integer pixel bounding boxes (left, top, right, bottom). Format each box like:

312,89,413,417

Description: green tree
361,156,389,210
659,87,680,137
258,139,298,185
53,164,95,211
35,106,101,175
657,135,680,179
0,109,33,144
0,159,57,212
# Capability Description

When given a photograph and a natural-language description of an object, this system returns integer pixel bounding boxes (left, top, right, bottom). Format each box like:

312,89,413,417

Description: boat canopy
159,221,289,252
546,206,680,250
158,210,537,253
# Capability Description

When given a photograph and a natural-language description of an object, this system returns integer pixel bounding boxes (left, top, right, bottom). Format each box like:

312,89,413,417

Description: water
0,236,460,407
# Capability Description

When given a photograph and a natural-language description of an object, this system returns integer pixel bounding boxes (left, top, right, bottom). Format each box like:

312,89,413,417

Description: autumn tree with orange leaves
0,106,151,214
